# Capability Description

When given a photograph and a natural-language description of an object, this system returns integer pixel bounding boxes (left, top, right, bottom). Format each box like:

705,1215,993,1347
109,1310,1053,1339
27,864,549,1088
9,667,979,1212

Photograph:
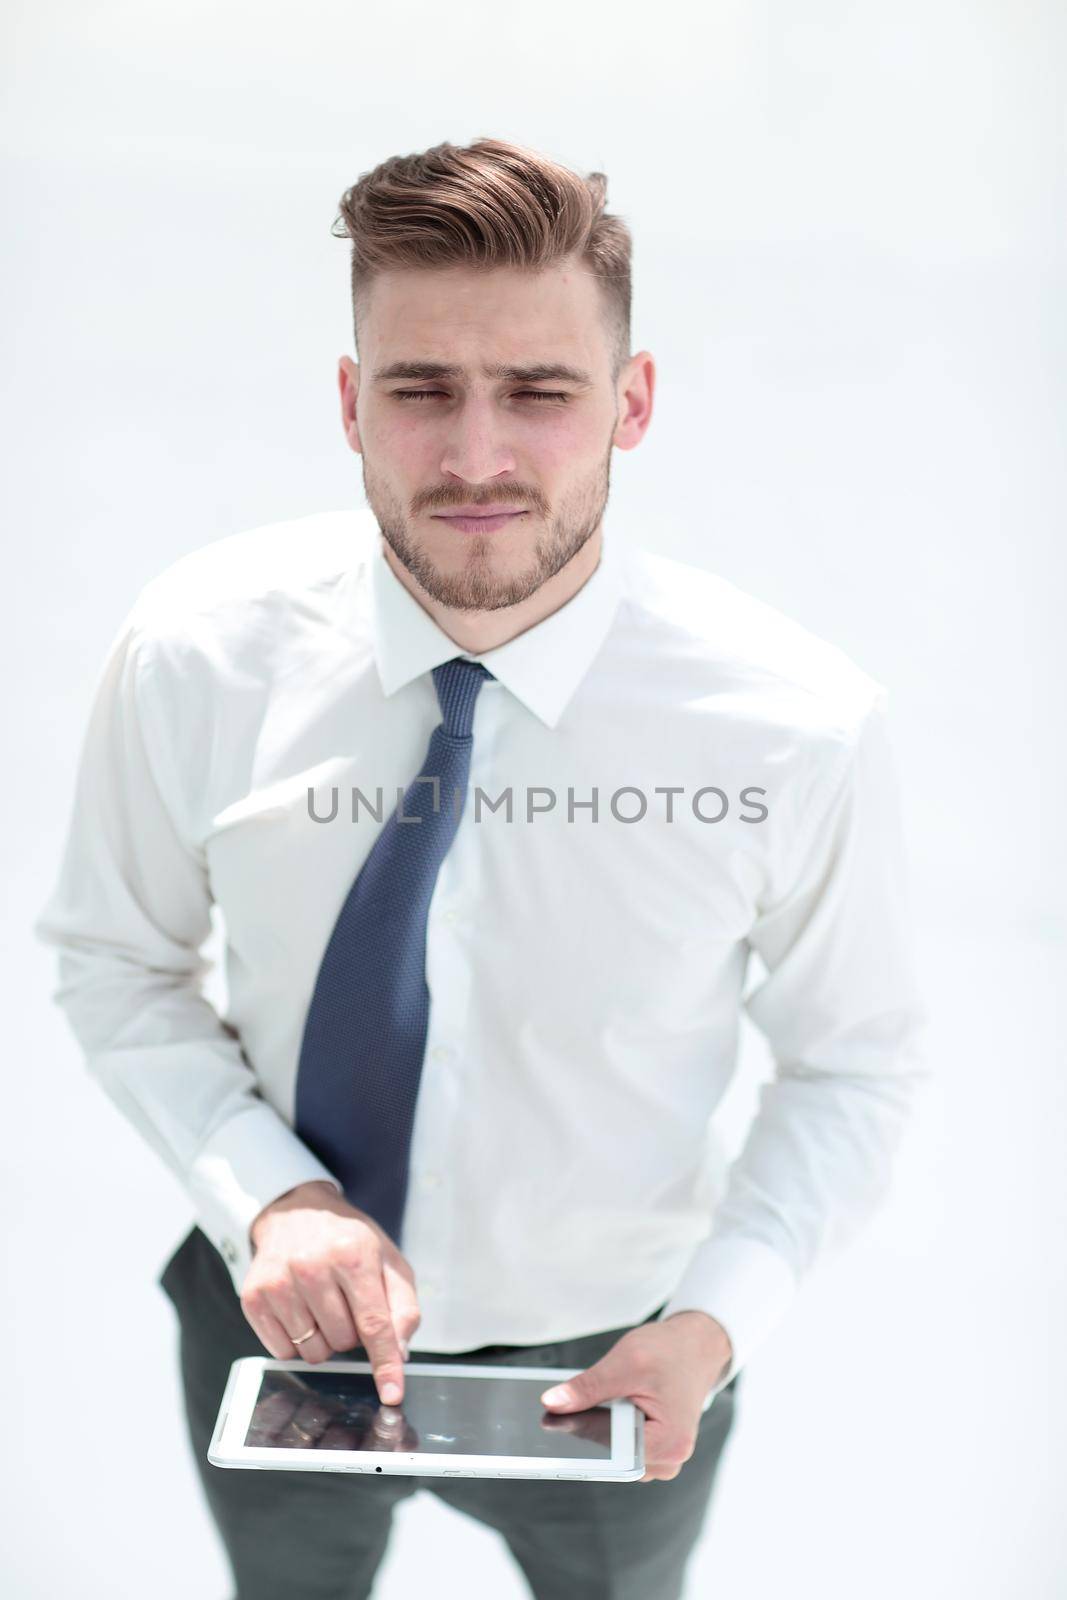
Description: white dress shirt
35,507,929,1407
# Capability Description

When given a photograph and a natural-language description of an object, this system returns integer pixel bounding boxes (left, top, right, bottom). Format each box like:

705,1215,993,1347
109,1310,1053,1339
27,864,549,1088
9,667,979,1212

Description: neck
381,525,605,653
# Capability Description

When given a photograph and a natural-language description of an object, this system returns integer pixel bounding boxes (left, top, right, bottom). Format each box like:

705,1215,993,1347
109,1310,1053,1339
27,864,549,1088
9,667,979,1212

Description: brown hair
331,137,633,383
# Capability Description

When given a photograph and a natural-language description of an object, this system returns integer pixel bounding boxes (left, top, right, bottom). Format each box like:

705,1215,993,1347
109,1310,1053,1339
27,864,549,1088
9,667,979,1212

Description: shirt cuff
185,1102,342,1293
657,1233,799,1411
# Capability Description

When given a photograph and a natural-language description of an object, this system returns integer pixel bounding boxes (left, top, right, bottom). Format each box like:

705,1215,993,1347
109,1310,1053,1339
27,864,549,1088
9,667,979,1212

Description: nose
437,397,519,486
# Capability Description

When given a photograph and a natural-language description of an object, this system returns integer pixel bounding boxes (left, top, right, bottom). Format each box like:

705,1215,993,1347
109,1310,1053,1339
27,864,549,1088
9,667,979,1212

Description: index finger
338,1258,407,1405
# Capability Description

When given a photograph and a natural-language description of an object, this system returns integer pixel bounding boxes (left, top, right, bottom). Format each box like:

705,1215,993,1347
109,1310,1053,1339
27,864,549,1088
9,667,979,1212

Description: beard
361,438,614,613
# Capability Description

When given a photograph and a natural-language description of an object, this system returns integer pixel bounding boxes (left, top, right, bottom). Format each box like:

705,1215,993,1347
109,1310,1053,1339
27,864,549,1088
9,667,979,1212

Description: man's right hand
242,1181,420,1406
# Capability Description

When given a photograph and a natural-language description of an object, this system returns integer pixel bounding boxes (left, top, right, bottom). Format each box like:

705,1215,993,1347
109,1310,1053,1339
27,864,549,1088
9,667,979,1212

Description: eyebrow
370,360,596,389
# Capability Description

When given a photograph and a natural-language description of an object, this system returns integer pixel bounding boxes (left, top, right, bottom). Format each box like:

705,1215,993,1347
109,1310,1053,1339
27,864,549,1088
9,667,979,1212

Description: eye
391,390,570,404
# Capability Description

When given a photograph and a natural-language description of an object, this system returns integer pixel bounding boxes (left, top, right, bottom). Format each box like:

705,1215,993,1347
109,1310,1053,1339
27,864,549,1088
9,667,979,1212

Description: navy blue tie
295,656,493,1247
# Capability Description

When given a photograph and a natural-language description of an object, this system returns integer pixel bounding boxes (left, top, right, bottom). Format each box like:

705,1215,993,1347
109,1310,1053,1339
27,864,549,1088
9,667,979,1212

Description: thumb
380,1256,421,1359
540,1355,620,1412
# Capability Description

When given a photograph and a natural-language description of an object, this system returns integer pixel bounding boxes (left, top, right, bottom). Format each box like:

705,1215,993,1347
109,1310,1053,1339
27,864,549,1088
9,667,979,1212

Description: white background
4,2,1064,1596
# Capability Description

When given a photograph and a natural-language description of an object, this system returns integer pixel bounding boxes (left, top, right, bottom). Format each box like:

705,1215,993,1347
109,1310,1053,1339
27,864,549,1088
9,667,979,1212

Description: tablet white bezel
208,1358,645,1481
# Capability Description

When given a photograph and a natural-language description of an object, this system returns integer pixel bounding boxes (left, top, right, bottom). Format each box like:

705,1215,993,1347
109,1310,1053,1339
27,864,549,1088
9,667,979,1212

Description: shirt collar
369,525,628,729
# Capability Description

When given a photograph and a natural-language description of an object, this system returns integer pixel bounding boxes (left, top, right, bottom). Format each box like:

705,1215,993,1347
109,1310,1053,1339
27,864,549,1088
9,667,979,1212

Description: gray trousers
160,1226,741,1600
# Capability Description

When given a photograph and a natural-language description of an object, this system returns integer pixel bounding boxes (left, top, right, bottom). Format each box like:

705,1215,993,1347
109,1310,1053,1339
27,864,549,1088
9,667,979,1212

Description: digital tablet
208,1357,645,1482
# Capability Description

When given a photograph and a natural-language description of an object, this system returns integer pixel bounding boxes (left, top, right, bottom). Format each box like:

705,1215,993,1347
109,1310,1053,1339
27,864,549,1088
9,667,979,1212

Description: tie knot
431,656,494,738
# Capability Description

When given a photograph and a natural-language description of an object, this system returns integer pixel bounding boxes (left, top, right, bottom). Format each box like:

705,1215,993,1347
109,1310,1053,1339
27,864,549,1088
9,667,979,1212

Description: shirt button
221,1237,238,1264
422,1281,438,1298
430,1045,452,1062
422,1170,442,1189
442,908,459,924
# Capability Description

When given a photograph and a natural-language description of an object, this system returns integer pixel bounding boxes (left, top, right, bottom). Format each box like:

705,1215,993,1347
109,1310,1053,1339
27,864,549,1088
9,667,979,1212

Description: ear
338,356,361,454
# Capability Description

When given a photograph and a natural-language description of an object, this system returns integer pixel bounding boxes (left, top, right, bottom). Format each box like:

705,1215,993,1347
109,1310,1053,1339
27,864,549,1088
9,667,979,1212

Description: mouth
431,511,528,534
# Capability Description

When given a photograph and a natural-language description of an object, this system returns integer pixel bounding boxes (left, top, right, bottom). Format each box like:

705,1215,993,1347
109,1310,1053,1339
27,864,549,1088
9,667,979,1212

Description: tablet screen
244,1368,614,1460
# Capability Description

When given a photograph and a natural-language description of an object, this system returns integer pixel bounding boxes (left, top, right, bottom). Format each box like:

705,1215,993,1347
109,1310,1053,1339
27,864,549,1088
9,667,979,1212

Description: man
35,136,928,1600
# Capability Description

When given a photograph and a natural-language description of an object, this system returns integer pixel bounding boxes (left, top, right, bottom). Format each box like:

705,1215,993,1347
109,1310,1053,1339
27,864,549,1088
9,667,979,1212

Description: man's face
339,257,646,613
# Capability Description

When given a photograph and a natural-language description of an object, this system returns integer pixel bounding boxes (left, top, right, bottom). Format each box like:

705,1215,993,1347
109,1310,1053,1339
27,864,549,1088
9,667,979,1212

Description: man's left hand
539,1311,733,1483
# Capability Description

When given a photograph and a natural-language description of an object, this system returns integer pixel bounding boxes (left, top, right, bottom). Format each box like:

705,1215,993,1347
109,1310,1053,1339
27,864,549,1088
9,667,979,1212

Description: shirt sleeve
657,687,931,1410
33,618,341,1293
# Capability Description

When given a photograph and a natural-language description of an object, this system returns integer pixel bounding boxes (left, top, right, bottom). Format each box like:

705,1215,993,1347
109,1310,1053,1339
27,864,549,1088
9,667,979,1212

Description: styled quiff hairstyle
331,136,633,384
